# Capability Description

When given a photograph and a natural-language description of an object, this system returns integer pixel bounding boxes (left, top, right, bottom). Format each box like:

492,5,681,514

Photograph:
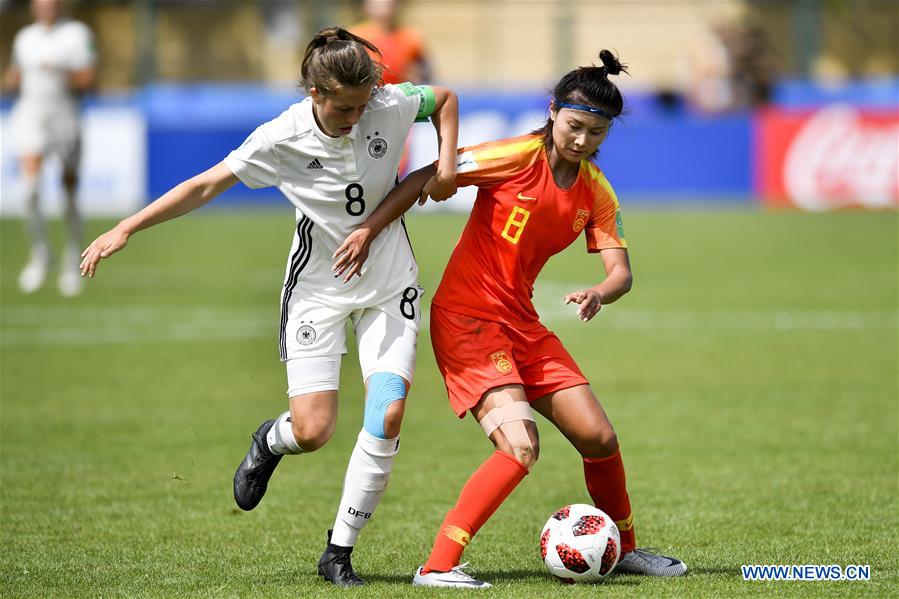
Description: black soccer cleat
233,419,283,511
318,529,366,586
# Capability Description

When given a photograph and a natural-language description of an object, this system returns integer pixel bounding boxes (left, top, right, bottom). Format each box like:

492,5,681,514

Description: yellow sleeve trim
471,136,544,163
584,163,621,210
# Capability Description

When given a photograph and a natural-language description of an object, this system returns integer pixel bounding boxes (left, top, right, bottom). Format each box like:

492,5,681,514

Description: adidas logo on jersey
307,158,323,170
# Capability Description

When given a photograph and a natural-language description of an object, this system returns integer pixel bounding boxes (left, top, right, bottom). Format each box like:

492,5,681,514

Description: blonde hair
300,26,382,95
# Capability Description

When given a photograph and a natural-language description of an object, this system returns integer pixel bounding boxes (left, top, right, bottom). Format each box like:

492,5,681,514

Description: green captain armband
398,82,437,122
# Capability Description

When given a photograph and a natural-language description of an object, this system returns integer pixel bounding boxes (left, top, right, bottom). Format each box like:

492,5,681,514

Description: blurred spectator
351,0,430,84
686,18,777,113
685,22,734,113
726,21,777,108
259,0,303,84
3,0,97,296
810,54,850,89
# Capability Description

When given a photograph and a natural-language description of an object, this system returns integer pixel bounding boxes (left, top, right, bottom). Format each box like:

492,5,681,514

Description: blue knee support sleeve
364,373,407,439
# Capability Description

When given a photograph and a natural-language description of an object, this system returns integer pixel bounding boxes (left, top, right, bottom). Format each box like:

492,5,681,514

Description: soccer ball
540,504,621,583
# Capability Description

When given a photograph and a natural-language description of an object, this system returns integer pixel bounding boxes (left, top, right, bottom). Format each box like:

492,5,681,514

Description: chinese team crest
573,209,590,232
490,350,513,374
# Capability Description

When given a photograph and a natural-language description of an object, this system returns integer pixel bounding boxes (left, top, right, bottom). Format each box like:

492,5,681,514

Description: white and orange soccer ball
540,504,621,583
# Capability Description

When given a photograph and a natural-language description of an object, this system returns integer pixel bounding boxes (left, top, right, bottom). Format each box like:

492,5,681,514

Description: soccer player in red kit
333,50,687,588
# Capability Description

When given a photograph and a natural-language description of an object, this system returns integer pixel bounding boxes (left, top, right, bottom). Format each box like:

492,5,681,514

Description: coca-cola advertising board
756,105,898,210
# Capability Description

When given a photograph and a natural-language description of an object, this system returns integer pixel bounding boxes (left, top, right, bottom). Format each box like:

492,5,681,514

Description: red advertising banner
756,105,898,210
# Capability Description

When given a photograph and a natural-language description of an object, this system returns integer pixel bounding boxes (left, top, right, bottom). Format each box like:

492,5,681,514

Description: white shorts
283,285,423,397
10,103,81,169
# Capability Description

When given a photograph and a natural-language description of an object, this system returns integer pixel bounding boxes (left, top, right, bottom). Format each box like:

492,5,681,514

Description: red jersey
432,134,627,327
351,22,426,85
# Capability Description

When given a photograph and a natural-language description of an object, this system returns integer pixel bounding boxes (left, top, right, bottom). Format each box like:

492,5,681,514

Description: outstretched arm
332,163,437,281
3,66,20,93
80,161,239,277
68,65,97,93
564,248,633,322
421,86,458,202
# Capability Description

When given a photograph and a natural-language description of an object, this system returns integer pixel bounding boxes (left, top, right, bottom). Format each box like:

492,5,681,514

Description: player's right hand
80,226,130,278
332,228,372,282
564,288,603,322
418,173,457,205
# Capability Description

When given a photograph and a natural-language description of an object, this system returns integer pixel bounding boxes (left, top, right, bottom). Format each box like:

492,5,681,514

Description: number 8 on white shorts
283,285,423,394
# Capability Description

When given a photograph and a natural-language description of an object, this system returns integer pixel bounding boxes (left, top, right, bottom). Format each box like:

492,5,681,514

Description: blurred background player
333,50,687,588
352,0,431,176
4,0,96,297
79,26,458,587
351,0,431,85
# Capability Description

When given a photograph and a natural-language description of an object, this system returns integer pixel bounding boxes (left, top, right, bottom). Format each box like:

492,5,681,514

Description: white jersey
224,83,423,310
11,19,96,116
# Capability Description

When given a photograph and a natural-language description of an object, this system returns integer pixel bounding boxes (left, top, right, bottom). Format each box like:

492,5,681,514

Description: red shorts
430,304,588,417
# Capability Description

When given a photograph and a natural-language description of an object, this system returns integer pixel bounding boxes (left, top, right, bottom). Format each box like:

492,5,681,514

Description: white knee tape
479,401,536,436
479,401,536,450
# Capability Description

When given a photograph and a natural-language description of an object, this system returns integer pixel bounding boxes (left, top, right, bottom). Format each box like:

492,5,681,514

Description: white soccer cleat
412,563,492,589
18,257,49,294
615,548,688,577
57,247,84,297
58,268,84,297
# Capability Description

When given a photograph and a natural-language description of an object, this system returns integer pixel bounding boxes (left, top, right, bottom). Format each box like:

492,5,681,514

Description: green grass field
1,208,896,597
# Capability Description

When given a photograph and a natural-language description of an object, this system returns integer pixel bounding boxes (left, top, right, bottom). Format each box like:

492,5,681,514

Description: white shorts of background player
10,103,81,169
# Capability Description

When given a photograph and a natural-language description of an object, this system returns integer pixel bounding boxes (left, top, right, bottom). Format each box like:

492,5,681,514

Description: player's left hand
80,226,131,278
333,228,373,282
564,289,603,322
418,173,457,205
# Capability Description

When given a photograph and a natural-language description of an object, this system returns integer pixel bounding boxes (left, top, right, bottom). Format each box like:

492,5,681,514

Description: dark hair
300,26,383,95
533,50,628,157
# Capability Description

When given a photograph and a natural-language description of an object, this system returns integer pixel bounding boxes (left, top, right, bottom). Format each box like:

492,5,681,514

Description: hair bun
598,49,627,76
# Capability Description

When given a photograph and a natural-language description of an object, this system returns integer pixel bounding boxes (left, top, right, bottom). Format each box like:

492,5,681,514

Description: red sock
423,451,528,573
583,449,636,553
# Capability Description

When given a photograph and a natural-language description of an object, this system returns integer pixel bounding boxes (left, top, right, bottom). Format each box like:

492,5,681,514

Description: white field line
536,305,897,332
1,306,275,347
1,303,895,348
531,281,898,332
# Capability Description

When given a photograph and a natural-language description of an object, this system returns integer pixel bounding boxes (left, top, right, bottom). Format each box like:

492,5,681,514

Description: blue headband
556,101,614,120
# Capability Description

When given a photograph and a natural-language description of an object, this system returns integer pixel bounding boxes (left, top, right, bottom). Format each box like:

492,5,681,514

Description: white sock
61,183,83,265
330,430,400,547
21,173,48,263
265,411,304,455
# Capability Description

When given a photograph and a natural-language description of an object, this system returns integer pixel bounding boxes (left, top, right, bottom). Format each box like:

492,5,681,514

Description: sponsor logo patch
490,350,513,374
347,506,372,519
456,150,478,173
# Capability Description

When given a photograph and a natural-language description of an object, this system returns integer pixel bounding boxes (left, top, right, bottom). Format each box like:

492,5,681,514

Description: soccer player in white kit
79,27,459,586
4,0,97,296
